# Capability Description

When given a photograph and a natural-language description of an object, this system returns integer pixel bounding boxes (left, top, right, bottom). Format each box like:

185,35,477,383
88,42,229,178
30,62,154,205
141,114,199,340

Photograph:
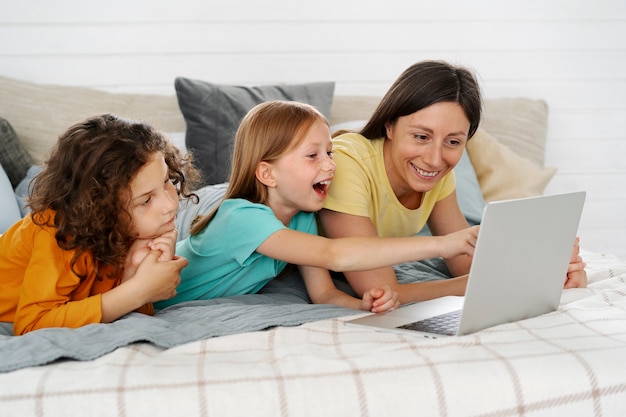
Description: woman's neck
382,139,423,210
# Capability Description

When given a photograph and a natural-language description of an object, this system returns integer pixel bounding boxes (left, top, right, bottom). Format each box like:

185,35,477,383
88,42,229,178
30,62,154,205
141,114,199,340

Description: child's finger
371,297,398,313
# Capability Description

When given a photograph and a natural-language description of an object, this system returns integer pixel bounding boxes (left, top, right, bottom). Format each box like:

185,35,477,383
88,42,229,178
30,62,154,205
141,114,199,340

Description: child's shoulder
1,209,59,251
14,210,55,231
215,199,276,224
209,199,284,237
221,198,272,213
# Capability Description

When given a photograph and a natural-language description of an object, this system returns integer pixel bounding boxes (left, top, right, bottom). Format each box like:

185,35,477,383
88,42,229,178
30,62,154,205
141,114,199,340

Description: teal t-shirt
155,199,316,308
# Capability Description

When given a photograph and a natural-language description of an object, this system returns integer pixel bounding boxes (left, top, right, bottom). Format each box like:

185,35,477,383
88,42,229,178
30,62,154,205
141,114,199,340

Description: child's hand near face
362,285,400,313
101,245,187,323
131,250,187,302
121,229,179,283
147,228,178,262
121,228,184,303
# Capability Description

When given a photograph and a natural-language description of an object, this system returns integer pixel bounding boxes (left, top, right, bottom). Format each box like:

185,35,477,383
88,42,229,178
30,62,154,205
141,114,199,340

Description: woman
319,60,587,305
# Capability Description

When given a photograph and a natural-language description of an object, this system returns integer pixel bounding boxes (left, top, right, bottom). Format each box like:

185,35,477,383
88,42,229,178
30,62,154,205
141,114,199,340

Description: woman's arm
426,192,473,277
318,208,469,304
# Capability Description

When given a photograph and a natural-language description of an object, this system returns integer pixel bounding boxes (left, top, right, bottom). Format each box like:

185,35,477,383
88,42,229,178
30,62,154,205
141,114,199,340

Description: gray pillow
174,77,335,185
0,163,21,232
454,148,486,226
15,164,43,217
0,117,34,188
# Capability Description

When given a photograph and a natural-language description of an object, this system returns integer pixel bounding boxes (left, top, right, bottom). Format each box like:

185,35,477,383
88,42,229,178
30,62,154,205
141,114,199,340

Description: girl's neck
266,200,297,227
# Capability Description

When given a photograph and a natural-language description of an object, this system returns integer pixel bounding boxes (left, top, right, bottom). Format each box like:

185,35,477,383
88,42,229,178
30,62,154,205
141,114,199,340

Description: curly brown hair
28,114,201,281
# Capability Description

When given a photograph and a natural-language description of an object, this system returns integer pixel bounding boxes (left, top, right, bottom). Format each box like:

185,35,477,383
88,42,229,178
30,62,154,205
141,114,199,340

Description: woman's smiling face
383,101,470,202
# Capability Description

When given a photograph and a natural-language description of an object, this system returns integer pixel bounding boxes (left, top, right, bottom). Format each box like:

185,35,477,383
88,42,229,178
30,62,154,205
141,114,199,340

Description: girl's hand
438,225,479,259
121,229,179,282
564,237,587,288
132,250,187,302
121,239,152,283
361,285,400,313
101,251,188,323
148,228,178,262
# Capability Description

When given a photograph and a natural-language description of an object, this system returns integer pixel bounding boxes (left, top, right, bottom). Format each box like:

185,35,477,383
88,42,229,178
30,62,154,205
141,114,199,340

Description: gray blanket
0,259,450,373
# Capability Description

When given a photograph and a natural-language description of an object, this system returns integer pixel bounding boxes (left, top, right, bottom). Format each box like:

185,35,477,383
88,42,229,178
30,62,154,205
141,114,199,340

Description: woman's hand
564,237,587,288
361,285,400,313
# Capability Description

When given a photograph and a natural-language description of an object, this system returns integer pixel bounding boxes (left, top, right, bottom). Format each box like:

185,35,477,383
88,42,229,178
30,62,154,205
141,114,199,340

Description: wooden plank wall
1,0,624,260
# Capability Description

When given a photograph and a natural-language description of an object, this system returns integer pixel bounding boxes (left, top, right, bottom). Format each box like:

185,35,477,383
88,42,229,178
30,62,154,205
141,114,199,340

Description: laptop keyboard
397,309,462,336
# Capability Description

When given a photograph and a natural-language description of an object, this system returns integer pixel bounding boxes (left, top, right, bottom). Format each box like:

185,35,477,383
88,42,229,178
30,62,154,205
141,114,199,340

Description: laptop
344,191,586,338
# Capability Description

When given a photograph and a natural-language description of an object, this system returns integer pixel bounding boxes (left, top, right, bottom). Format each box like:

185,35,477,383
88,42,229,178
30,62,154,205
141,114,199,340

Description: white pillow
466,128,557,202
330,119,367,136
0,163,22,232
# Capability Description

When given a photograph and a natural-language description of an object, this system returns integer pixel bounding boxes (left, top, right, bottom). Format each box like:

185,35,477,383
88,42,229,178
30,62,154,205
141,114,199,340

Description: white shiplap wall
1,0,625,260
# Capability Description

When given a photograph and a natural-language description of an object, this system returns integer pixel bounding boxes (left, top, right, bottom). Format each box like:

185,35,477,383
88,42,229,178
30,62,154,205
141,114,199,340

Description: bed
1,75,625,416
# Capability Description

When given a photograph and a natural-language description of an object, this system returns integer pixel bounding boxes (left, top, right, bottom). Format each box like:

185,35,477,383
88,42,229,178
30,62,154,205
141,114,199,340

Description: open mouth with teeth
411,162,439,179
313,180,332,197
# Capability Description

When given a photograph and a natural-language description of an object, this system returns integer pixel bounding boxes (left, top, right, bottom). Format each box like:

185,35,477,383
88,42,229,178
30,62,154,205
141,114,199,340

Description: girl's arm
257,220,478,273
298,265,399,312
101,251,187,323
12,227,185,334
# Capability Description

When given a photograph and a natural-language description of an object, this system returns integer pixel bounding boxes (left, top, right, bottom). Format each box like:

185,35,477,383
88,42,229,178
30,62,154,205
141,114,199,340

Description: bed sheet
1,251,626,417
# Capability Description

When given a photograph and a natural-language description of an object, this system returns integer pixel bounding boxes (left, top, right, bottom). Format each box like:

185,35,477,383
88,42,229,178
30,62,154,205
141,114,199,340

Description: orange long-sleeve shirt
0,211,153,335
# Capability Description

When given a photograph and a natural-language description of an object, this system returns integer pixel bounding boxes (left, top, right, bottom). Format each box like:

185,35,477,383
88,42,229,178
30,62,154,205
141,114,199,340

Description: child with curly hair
0,114,200,335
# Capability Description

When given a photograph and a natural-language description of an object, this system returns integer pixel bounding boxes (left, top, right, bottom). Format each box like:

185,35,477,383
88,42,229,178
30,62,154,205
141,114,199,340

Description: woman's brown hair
360,60,482,140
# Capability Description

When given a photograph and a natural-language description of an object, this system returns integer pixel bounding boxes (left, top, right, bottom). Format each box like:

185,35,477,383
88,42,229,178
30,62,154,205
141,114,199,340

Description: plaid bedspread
1,251,625,417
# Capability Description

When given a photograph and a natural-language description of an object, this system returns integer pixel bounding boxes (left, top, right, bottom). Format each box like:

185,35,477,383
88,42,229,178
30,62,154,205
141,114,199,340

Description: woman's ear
255,161,276,187
384,122,393,140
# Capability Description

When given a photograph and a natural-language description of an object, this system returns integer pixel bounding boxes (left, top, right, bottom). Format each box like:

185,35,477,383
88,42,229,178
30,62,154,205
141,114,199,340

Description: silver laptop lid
457,191,586,335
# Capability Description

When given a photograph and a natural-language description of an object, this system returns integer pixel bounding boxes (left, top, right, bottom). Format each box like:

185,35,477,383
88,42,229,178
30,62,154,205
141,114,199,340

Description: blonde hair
190,100,328,234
